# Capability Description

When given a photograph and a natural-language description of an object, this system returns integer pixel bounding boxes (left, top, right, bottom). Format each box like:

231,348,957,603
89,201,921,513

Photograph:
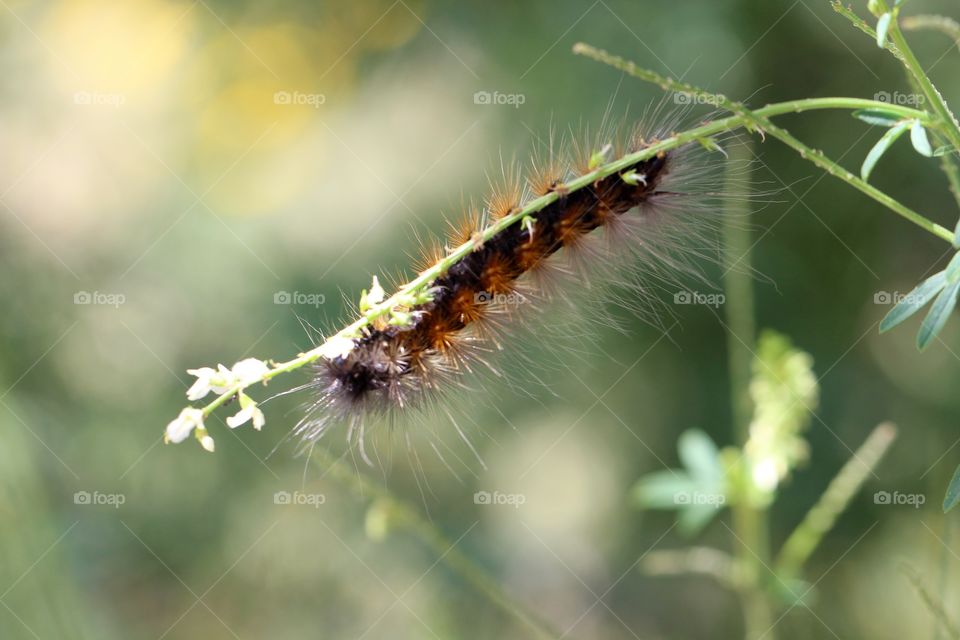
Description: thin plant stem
885,7,960,152
774,423,897,577
832,1,960,151
571,43,954,243
309,448,558,639
722,139,774,639
901,564,960,640
902,14,960,52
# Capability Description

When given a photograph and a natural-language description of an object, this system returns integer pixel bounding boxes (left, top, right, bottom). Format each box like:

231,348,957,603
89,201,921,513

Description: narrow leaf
934,145,958,157
861,121,910,182
944,463,960,512
852,109,903,127
879,271,947,333
910,121,934,157
877,12,892,48
947,251,960,283
954,217,960,249
917,280,960,350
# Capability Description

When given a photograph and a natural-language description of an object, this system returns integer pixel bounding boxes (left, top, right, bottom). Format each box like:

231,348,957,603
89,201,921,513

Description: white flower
164,407,204,444
185,365,233,400
199,434,216,452
368,275,386,305
185,359,270,400
226,393,266,431
230,358,270,385
319,335,355,360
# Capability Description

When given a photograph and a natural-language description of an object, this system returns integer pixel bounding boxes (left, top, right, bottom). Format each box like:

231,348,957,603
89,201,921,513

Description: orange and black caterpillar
299,117,730,450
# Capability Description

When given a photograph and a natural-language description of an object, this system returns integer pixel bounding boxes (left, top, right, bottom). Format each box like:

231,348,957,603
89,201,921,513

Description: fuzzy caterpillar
297,115,733,455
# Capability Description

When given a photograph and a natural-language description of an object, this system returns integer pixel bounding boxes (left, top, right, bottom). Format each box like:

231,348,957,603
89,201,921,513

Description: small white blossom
368,275,386,305
230,358,270,385
319,335,355,360
185,359,270,401
199,434,216,452
185,365,232,400
226,393,266,431
164,407,204,444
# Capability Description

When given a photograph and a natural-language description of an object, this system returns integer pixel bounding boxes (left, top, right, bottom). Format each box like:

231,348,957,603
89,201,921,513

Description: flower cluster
164,358,270,452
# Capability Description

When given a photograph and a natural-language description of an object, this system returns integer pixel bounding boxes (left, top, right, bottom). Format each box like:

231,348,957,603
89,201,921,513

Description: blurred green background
2,0,960,638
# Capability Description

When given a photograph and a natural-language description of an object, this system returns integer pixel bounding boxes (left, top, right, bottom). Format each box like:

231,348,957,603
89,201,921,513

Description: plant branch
902,14,960,52
311,448,559,639
572,43,953,242
775,423,897,577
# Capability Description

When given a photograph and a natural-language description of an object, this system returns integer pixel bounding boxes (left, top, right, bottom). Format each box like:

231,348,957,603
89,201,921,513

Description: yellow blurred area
43,0,192,94
30,0,426,217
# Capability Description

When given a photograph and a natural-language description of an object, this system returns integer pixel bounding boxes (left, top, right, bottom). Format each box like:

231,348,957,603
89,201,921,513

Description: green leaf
954,217,960,249
879,271,947,333
947,252,960,283
917,280,960,350
933,145,958,157
632,470,697,510
677,503,720,537
909,121,933,157
678,429,723,484
876,12,892,48
944,463,960,512
852,109,903,127
861,121,910,182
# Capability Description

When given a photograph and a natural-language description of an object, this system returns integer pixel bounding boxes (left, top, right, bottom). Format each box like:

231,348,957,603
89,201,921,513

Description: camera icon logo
274,291,292,304
473,90,492,105
674,291,692,305
873,291,892,304
874,91,891,103
474,291,493,304
73,491,91,504
473,490,492,505
273,91,291,105
74,291,92,305
274,490,292,505
873,490,892,505
673,491,692,505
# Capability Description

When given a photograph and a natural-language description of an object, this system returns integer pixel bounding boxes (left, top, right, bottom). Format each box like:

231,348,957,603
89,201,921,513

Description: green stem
571,43,953,243
311,448,559,639
902,14,960,52
885,8,960,152
721,140,774,640
190,68,949,422
774,423,897,577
